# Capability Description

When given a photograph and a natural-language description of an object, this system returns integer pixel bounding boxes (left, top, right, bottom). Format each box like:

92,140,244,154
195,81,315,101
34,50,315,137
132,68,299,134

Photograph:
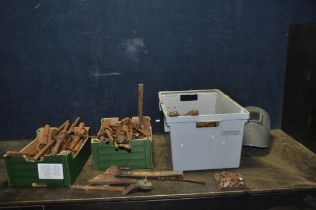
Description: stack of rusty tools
95,83,151,150
5,116,88,161
95,117,151,150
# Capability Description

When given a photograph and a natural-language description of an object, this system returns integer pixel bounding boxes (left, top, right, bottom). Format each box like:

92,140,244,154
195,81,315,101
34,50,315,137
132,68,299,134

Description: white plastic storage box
158,89,249,171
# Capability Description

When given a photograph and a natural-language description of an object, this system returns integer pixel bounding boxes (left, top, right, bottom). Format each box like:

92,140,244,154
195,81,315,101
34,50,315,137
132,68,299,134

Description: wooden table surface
0,130,316,209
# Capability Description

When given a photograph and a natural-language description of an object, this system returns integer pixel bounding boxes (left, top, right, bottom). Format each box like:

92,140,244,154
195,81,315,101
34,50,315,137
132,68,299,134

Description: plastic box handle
180,94,198,101
196,121,220,128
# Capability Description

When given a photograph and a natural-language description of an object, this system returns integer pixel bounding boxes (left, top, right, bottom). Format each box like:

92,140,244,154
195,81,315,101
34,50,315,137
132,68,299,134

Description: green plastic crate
4,128,91,187
91,117,153,171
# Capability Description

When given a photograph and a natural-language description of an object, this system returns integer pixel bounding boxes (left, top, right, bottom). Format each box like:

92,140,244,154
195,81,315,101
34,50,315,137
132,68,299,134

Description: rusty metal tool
123,124,133,141
127,127,133,141
116,168,206,185
72,182,152,195
36,124,50,151
134,127,150,137
68,116,80,135
105,128,124,149
55,120,70,134
33,137,55,160
4,151,36,158
51,120,70,155
66,116,80,145
71,185,125,192
121,117,130,124
97,123,112,142
169,110,199,117
116,170,183,179
90,166,137,186
32,128,55,160
71,140,83,153
88,165,153,195
121,178,153,195
70,122,86,150
138,83,144,127
184,109,199,116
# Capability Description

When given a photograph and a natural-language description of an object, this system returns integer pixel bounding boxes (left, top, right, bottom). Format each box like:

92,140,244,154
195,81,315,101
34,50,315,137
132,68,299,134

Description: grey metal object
243,106,271,148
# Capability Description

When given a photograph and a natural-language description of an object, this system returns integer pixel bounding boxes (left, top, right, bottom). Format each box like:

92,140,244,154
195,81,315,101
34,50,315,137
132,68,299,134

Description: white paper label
38,164,64,180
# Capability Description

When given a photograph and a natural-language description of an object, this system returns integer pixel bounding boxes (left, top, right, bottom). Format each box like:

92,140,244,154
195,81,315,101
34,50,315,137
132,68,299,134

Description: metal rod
138,83,144,126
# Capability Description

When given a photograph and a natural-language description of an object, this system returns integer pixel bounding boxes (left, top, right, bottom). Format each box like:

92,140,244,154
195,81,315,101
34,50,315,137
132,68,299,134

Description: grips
180,94,198,101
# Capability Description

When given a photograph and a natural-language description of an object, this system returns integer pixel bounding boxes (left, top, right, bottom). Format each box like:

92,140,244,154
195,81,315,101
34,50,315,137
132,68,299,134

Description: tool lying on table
214,171,247,190
72,179,153,195
115,167,206,184
72,165,153,195
4,116,88,161
92,166,206,185
72,165,206,195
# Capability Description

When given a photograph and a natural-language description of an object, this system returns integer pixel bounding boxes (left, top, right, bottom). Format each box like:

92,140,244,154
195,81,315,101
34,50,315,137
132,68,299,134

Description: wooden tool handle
138,83,144,126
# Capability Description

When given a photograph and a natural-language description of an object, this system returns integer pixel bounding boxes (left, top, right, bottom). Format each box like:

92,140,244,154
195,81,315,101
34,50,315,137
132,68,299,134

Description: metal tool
71,185,125,192
51,120,70,155
70,122,87,150
4,151,36,158
36,124,50,151
66,116,81,145
87,165,153,195
115,166,206,185
90,166,137,186
121,178,153,195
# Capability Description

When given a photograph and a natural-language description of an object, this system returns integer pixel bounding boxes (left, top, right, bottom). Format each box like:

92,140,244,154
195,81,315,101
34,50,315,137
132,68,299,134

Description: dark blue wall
1,0,316,139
